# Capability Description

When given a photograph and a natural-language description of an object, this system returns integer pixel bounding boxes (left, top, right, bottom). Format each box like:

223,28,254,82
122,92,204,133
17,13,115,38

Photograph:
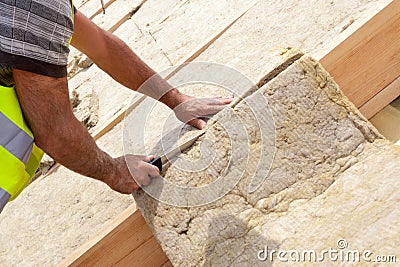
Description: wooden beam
58,206,170,266
76,0,118,20
319,0,400,108
359,75,400,119
88,0,118,20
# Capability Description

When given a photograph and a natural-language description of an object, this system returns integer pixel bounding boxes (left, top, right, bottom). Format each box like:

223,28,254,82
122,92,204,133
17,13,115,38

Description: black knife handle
150,156,162,172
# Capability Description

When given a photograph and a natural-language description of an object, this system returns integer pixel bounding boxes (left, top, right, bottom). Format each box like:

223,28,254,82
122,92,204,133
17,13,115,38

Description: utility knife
150,131,205,172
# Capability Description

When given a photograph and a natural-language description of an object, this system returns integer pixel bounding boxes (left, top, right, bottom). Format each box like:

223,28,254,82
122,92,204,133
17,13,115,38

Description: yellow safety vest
0,85,44,201
0,1,75,210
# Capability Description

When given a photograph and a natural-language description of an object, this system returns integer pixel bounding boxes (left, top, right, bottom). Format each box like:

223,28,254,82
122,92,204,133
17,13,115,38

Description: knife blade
150,131,205,172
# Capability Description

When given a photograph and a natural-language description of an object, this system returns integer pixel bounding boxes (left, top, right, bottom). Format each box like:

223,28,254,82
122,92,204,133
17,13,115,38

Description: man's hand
13,69,159,194
103,155,160,193
175,95,234,129
161,92,234,129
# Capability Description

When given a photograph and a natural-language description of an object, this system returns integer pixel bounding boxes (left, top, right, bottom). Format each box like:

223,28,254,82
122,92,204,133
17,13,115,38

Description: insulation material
134,55,400,266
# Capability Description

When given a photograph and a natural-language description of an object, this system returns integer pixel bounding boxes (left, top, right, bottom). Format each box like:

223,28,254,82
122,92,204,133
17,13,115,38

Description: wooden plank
91,0,144,32
114,235,170,266
87,0,117,20
58,206,170,266
359,75,400,119
76,0,117,20
160,261,174,267
319,0,400,108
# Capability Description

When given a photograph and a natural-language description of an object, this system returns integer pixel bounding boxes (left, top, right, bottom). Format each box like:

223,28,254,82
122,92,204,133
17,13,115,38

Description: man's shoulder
0,0,74,67
0,0,73,26
0,0,74,78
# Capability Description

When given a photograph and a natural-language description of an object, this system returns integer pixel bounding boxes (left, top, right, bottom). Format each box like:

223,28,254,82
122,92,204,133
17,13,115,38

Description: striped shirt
0,0,75,86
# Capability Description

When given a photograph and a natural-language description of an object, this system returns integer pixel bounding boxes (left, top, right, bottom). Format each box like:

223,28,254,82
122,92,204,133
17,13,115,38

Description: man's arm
13,69,159,193
71,11,233,129
71,10,171,102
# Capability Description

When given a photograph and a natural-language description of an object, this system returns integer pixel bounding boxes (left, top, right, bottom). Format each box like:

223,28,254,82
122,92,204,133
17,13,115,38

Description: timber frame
59,0,400,266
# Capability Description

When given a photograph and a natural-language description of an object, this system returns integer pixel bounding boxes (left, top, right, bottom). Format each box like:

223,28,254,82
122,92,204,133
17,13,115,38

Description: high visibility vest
0,85,44,203
0,1,74,210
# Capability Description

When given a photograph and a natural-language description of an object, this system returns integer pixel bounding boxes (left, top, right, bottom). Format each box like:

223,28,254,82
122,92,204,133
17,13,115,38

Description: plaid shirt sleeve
0,0,74,79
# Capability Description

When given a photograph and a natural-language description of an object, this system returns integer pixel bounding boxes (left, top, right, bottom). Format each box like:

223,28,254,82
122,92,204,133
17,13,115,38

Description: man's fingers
202,104,226,116
212,96,234,105
144,156,159,176
139,163,159,186
219,97,234,105
124,154,159,187
138,155,154,162
127,154,154,163
173,95,234,129
148,163,160,177
136,170,152,186
188,118,207,129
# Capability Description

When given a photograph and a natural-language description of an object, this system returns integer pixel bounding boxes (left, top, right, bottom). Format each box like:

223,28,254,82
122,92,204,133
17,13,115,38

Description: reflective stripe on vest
0,85,44,201
0,187,10,213
0,112,33,165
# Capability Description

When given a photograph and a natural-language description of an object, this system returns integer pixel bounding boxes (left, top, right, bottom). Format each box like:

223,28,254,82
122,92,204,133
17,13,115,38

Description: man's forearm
13,69,116,182
71,11,182,108
94,31,156,91
93,31,181,106
41,114,116,181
